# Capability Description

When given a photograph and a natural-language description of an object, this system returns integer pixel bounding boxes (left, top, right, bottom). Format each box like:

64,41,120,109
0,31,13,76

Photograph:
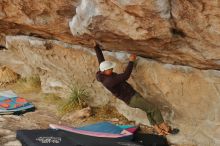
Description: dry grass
91,105,130,123
71,105,132,126
42,93,62,104
13,75,41,94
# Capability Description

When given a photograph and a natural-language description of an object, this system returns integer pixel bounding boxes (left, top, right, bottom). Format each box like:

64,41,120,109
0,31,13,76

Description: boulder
2,35,220,145
0,0,220,69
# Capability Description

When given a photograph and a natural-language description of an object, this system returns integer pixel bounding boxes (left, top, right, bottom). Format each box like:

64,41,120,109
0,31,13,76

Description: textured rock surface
0,0,220,69
0,66,19,87
61,107,92,121
70,0,220,70
1,35,220,145
1,0,220,145
0,0,87,45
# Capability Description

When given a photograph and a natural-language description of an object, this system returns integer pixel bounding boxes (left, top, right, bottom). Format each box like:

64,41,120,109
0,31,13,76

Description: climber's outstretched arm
94,43,105,65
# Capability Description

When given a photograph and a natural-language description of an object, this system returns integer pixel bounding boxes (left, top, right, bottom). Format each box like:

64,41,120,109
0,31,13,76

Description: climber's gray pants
128,93,164,125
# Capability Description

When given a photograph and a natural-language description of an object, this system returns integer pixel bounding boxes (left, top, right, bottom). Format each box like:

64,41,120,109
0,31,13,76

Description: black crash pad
133,133,169,146
16,129,143,146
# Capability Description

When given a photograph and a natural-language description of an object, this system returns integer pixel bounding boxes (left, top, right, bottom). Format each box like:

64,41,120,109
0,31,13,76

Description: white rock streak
155,0,171,19
69,0,101,36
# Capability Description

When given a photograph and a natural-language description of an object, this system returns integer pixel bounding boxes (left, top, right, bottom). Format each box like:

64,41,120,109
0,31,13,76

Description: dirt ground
0,81,193,146
0,80,152,146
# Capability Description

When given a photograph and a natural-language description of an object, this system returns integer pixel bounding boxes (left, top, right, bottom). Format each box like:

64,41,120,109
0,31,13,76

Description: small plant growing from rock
59,85,89,115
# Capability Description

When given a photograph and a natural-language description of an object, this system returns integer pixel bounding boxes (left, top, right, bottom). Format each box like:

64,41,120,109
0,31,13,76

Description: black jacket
95,45,136,104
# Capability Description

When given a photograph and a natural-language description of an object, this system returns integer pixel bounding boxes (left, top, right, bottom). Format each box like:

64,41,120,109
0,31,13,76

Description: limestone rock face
70,0,220,69
1,0,220,145
2,35,220,146
1,0,220,69
0,66,19,87
0,0,84,44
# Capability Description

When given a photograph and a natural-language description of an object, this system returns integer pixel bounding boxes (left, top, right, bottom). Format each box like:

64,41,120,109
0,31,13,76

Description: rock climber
93,42,177,136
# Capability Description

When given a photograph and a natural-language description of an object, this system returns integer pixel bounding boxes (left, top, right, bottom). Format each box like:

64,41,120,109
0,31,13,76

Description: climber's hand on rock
129,54,136,62
92,40,102,49
91,40,97,48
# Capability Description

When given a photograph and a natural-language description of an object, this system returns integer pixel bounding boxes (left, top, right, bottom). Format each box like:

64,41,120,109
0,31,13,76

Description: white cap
99,61,116,72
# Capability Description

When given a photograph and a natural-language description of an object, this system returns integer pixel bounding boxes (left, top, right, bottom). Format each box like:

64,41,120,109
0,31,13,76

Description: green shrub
59,85,89,115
